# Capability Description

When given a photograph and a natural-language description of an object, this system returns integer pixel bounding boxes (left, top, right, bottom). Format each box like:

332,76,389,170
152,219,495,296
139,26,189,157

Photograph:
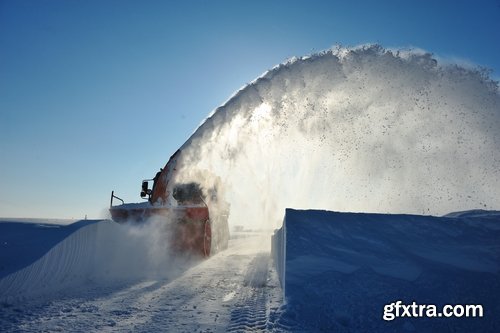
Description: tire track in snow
227,253,283,332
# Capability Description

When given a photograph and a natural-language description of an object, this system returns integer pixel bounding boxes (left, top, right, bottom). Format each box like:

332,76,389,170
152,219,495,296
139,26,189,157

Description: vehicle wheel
203,220,212,257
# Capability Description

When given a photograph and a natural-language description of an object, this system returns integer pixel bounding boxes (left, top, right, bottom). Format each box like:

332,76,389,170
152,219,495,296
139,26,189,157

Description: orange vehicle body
109,150,228,257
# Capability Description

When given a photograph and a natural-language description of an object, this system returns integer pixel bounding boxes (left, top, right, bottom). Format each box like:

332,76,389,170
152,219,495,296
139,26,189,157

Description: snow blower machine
109,149,229,257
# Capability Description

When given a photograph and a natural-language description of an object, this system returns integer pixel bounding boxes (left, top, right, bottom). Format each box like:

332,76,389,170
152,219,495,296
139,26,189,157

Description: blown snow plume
175,45,500,229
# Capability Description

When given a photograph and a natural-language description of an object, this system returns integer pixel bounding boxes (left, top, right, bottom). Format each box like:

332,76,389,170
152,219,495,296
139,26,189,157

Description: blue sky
1,0,499,219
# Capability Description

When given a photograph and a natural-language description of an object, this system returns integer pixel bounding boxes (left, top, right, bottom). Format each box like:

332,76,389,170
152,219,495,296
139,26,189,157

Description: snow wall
0,220,93,279
272,209,500,332
174,45,500,230
0,219,195,304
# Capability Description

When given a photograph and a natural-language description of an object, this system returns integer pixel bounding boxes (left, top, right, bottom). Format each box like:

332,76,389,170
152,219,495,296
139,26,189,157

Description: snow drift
173,45,499,230
0,219,93,279
0,219,197,303
272,209,500,332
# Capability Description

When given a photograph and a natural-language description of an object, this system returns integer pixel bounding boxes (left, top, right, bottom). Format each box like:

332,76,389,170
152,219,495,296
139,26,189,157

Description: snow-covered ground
0,219,283,332
1,209,500,332
2,46,499,332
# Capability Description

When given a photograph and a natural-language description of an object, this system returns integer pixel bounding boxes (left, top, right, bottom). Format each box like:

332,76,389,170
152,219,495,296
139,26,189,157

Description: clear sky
1,0,499,219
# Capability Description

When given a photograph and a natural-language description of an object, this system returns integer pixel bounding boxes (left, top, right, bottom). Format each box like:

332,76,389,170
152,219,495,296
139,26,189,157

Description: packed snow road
1,233,284,332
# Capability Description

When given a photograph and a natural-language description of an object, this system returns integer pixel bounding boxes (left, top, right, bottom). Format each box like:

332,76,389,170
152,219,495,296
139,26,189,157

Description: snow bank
271,223,285,295
0,218,194,304
0,221,104,303
272,209,500,332
0,219,95,279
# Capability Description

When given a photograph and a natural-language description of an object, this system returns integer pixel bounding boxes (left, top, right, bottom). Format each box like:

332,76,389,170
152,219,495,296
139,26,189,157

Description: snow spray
175,45,500,229
90,215,200,280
